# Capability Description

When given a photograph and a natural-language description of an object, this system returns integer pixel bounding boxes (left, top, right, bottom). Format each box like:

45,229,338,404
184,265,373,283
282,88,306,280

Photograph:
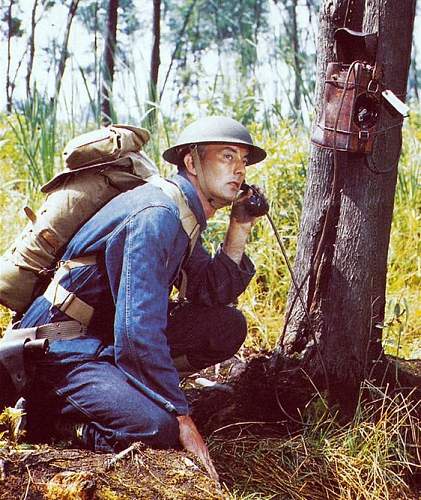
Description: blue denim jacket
19,172,255,414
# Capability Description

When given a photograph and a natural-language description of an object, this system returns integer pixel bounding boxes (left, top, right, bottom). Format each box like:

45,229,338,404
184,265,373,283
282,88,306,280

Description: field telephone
240,182,269,217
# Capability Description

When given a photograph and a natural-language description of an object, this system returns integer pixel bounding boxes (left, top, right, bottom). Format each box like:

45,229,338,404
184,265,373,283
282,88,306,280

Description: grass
211,384,420,499
382,113,421,360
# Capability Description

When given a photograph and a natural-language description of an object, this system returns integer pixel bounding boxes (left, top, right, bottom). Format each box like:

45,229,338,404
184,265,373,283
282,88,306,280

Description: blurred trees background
0,1,322,126
0,1,419,128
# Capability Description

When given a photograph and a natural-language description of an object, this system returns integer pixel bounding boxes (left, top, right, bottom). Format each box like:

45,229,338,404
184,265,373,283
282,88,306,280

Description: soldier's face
200,144,249,203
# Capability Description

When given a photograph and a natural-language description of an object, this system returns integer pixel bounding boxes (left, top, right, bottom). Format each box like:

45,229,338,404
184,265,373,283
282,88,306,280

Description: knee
148,411,180,449
220,306,247,354
124,410,179,450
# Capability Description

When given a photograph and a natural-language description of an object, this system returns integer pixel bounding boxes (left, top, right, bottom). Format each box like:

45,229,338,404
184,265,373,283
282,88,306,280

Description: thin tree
26,0,39,98
54,0,80,107
4,0,23,112
145,0,161,130
101,0,119,126
5,0,14,113
287,0,302,115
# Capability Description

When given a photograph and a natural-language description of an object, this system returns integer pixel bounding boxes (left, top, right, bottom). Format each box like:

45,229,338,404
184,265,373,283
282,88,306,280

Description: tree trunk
5,0,15,113
146,0,161,130
288,0,302,115
26,0,39,98
101,0,119,126
54,0,80,107
275,0,417,413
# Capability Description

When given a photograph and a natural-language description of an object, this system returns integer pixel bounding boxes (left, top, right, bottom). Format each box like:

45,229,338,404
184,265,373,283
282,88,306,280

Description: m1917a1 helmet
163,116,267,166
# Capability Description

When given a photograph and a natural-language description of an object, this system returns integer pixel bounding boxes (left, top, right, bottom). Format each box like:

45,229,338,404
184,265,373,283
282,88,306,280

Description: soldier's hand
177,415,219,482
231,184,268,223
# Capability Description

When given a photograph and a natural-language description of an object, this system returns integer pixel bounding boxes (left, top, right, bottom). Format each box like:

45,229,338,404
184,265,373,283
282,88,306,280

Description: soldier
8,116,267,480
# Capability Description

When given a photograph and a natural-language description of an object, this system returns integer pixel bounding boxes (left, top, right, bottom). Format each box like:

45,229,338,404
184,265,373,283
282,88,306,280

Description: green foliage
383,113,421,359
0,406,25,444
0,116,33,252
7,90,60,193
0,4,23,38
163,0,269,96
77,0,140,36
0,114,419,361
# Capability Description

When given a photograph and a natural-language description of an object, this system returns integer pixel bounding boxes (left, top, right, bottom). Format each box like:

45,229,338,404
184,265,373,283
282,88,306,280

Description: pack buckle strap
43,255,97,327
44,284,94,327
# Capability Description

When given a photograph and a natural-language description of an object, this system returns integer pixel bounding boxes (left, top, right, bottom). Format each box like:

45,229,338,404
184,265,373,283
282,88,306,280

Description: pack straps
145,175,200,240
145,175,201,300
43,256,97,326
43,177,200,325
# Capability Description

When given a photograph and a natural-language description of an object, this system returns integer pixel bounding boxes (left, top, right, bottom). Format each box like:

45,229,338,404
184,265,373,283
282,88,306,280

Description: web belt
2,320,88,343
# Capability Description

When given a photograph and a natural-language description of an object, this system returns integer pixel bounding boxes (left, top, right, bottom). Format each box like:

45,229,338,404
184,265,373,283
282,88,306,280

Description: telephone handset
240,182,269,217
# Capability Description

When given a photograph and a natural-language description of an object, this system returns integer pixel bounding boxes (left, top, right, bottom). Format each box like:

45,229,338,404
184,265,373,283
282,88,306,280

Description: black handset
240,182,269,217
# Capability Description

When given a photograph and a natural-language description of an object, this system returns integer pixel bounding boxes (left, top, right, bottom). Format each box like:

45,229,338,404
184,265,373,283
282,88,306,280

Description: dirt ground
0,354,419,499
0,357,250,500
0,444,224,500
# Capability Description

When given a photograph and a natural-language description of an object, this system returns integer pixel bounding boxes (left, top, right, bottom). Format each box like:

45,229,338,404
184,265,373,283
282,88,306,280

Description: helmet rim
162,116,267,166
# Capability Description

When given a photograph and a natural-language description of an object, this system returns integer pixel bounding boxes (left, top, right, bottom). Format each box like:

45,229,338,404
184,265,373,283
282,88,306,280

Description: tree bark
26,0,39,98
5,0,15,113
146,0,161,130
54,0,80,107
101,0,119,126
275,0,417,413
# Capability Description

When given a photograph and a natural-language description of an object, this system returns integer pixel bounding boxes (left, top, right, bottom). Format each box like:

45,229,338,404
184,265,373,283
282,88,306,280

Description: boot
53,419,87,446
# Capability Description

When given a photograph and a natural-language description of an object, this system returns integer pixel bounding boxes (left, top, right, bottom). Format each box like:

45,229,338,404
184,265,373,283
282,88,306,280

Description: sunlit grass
211,384,420,499
0,114,419,358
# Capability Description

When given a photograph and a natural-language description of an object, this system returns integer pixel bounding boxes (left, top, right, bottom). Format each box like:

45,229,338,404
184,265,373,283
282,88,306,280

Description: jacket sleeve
182,237,255,306
105,206,189,415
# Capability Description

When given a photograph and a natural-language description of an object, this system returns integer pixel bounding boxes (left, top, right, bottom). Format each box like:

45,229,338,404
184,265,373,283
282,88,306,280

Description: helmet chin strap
190,145,230,210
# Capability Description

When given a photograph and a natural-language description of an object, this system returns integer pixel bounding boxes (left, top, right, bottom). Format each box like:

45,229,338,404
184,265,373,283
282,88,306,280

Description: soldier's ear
183,153,196,176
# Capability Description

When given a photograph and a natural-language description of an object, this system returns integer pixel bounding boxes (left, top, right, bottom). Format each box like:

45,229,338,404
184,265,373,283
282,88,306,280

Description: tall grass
211,384,420,499
383,114,421,359
0,112,419,356
7,90,59,193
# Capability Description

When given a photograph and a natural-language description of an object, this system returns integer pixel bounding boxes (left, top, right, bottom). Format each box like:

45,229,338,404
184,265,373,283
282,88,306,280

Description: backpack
0,124,199,316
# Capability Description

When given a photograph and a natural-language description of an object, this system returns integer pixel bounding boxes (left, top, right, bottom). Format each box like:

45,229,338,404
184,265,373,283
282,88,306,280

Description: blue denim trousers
25,303,246,452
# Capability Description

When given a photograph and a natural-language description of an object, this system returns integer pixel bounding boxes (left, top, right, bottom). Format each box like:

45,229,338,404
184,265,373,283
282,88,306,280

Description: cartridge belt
3,320,87,343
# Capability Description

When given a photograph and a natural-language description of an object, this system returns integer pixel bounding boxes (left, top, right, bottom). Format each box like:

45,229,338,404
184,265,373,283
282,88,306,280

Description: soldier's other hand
177,415,219,482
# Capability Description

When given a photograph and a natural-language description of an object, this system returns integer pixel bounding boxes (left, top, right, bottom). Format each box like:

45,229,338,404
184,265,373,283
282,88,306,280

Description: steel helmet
163,116,267,166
